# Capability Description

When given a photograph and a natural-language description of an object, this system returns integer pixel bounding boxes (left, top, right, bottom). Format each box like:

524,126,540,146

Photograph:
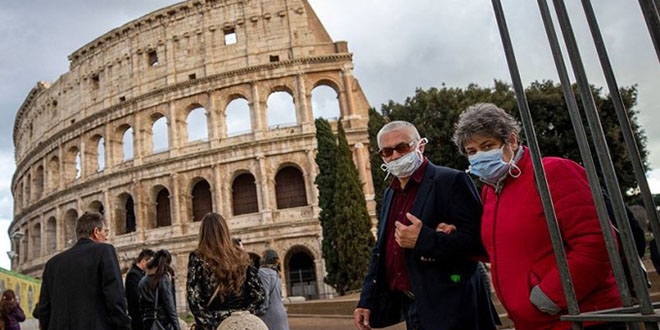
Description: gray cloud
1,0,659,269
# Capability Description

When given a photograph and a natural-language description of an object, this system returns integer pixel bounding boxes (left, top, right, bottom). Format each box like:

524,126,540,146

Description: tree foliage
314,118,375,295
314,118,340,291
332,120,375,295
370,80,647,203
368,108,387,218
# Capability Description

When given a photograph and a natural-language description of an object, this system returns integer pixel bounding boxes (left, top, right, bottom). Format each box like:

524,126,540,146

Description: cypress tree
313,118,341,290
332,120,375,295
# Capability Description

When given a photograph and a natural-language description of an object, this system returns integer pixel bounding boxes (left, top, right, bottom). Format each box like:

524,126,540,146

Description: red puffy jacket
481,147,621,330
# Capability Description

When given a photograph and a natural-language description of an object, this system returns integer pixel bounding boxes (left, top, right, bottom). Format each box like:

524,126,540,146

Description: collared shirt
385,158,429,292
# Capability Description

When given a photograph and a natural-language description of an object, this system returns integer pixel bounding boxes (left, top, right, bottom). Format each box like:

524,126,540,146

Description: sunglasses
378,140,416,157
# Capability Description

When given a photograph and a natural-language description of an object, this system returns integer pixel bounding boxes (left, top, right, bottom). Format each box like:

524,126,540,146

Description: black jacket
138,274,180,330
357,162,497,330
37,238,131,330
126,264,146,330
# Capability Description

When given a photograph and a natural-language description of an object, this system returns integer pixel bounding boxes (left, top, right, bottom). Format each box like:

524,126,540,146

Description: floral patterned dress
186,252,265,330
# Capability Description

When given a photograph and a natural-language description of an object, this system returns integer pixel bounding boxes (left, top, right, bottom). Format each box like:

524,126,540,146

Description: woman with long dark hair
186,212,264,330
1,289,25,330
138,249,180,330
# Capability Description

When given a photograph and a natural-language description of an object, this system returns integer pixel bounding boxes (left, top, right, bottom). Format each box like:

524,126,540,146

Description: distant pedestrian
138,249,180,330
37,212,131,330
125,248,155,330
257,249,289,330
2,289,25,330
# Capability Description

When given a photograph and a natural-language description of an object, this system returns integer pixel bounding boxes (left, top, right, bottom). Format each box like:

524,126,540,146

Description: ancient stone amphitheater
9,0,375,309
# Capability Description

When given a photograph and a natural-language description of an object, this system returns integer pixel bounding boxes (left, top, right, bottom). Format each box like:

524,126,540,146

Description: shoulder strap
153,286,159,319
207,285,221,308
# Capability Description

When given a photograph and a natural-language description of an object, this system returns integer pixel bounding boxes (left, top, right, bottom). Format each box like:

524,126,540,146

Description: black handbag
150,287,167,330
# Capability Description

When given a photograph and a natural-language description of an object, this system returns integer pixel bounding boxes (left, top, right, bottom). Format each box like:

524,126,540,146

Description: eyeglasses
378,140,416,157
96,227,110,236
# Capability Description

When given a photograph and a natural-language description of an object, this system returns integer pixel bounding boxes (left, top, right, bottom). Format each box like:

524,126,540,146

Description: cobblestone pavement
289,316,406,330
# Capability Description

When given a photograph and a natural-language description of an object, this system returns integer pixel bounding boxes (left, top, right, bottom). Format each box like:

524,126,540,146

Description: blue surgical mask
467,146,510,182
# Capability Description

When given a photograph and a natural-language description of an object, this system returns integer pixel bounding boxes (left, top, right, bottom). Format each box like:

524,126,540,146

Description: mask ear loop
380,163,391,181
507,146,524,178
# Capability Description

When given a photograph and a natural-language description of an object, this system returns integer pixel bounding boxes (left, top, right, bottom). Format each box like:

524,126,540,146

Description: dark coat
126,263,146,330
357,162,496,330
37,238,131,330
138,274,180,330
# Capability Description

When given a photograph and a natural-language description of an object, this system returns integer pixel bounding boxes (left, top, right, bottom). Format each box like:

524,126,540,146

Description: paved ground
289,316,406,330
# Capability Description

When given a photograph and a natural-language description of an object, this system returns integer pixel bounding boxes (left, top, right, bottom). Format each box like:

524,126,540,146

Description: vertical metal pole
582,0,660,277
551,2,657,328
639,0,660,64
490,1,582,329
536,0,634,309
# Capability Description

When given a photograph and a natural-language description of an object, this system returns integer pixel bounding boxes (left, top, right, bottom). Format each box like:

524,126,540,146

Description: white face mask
380,139,425,179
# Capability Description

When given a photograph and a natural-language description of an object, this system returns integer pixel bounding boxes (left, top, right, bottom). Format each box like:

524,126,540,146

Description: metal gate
491,0,660,328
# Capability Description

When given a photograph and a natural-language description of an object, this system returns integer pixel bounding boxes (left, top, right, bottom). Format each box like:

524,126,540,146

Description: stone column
251,83,265,137
256,153,272,221
208,92,221,146
168,101,180,157
171,173,183,228
305,149,318,205
341,66,356,118
212,164,223,215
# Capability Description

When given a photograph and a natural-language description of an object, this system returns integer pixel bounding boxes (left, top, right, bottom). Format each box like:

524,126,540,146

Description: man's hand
353,308,372,330
395,213,423,249
436,222,456,234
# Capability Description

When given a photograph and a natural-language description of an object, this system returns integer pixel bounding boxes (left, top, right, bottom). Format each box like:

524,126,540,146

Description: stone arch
151,113,169,153
274,165,308,209
225,96,252,137
152,185,172,228
33,165,44,200
284,245,318,299
88,200,105,215
186,105,209,142
266,88,297,129
232,172,259,215
85,134,105,173
64,209,79,247
32,222,41,258
190,178,213,222
311,83,341,120
46,217,57,252
65,146,81,181
47,156,60,192
115,192,136,235
117,124,134,162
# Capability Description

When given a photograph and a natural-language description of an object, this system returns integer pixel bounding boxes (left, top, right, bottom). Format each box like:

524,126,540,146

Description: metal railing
491,0,660,328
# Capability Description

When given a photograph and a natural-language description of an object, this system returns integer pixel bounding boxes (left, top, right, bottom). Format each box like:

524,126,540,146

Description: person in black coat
138,249,180,330
37,212,131,330
125,248,155,330
354,121,497,330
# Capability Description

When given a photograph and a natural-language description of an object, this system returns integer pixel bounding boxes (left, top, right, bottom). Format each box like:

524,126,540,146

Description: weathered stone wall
10,0,375,311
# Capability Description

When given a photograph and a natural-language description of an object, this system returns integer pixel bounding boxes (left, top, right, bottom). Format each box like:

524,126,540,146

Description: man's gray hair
76,212,106,239
453,103,521,155
377,121,421,148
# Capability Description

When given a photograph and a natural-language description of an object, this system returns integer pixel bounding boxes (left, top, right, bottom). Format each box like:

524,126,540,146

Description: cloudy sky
1,0,659,269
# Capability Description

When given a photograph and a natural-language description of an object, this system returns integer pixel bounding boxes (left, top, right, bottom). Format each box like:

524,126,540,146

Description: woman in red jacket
451,103,623,330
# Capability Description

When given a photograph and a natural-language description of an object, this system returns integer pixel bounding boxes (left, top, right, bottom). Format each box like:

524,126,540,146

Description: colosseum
9,0,375,309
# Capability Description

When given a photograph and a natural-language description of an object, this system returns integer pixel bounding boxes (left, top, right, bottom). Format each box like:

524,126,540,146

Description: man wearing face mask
452,103,623,330
353,121,498,330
